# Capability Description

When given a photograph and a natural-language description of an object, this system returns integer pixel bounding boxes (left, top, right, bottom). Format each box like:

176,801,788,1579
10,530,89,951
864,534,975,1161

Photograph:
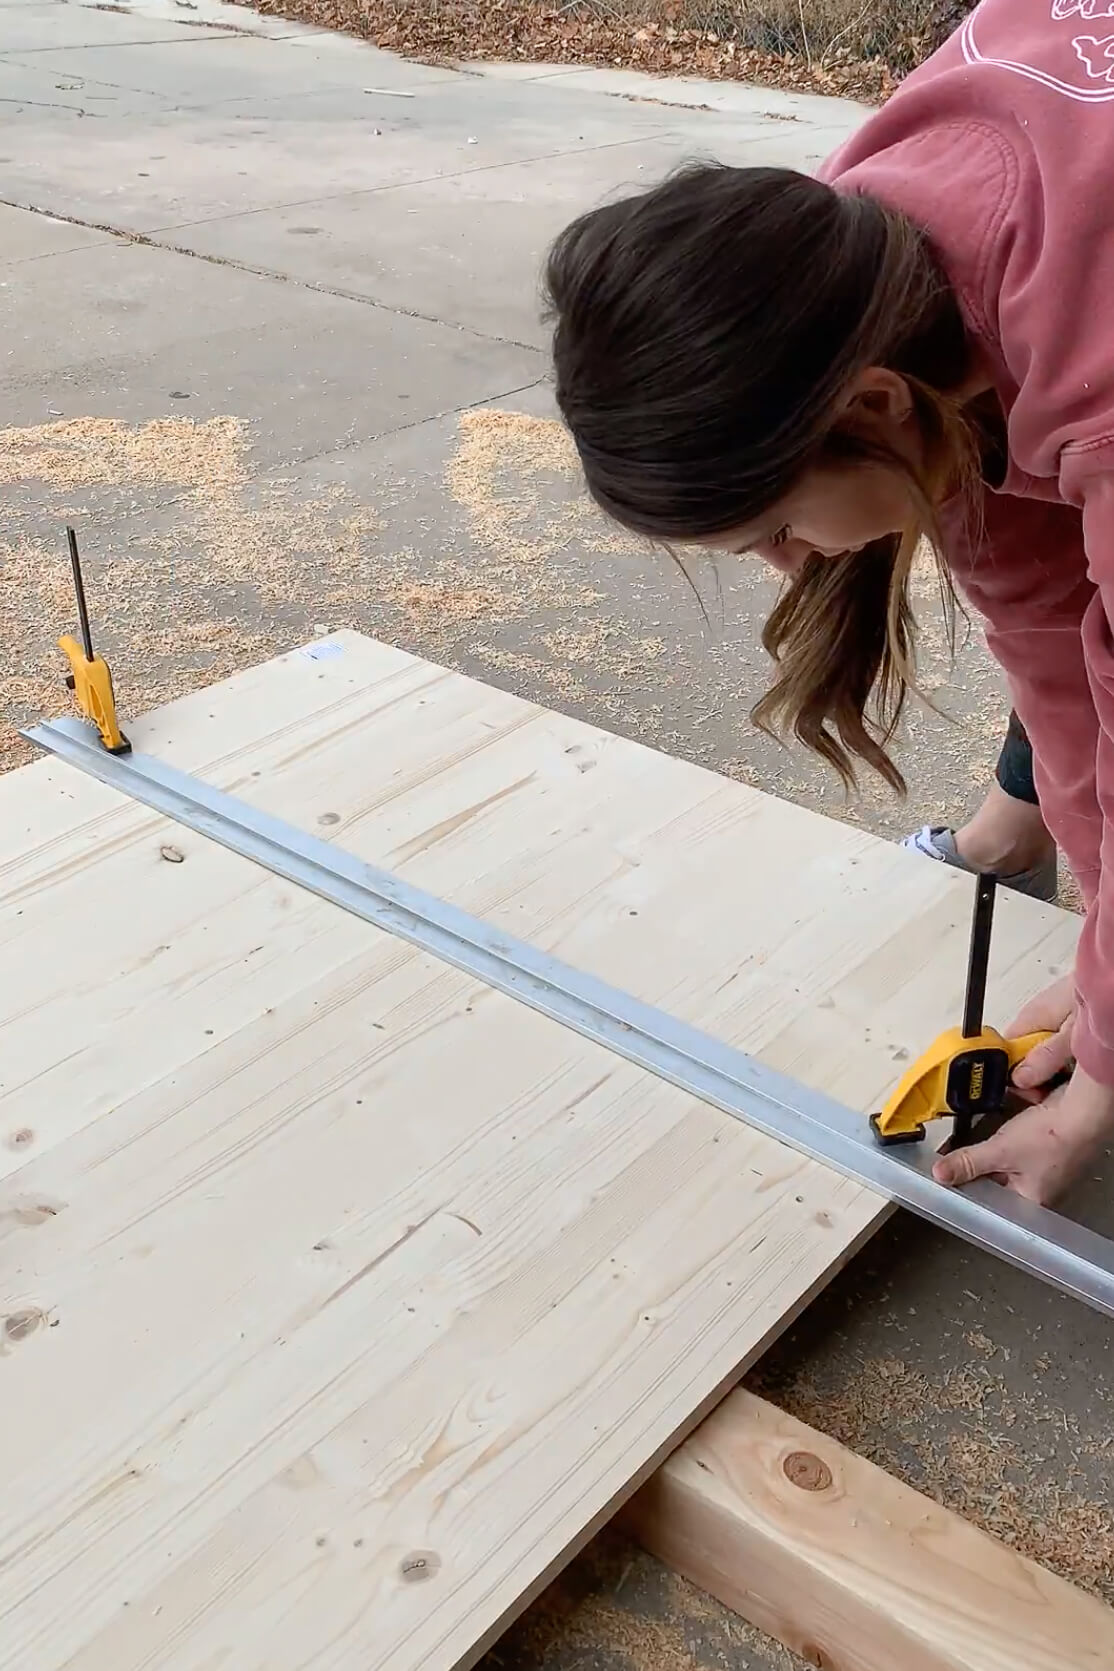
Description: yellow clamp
58,633,131,756
871,1024,1054,1145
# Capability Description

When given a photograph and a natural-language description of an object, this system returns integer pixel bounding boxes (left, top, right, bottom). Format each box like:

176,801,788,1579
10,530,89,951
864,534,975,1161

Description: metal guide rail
24,715,1114,1321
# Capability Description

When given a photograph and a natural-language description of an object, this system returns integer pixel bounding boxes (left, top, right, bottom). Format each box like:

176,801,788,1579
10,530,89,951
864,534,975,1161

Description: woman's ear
842,366,915,426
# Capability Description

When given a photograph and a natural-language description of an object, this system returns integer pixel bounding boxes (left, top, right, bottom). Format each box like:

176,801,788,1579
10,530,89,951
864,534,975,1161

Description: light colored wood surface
0,632,1080,1670
626,1388,1114,1670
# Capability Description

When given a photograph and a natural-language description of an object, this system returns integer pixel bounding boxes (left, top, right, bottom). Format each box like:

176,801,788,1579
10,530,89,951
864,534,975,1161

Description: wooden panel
0,633,1080,1670
626,1389,1114,1670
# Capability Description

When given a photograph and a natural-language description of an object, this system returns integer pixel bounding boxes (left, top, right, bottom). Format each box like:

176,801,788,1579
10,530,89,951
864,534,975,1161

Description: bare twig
797,0,813,64
823,0,873,57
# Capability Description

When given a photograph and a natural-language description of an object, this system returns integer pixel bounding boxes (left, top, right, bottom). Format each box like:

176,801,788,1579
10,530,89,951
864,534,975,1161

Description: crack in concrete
146,130,670,235
0,95,105,113
4,31,246,55
0,192,550,354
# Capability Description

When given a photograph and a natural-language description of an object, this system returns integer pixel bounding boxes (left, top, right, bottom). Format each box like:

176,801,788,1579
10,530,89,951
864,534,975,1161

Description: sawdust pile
3,404,1019,861
0,416,247,492
443,407,627,592
486,1530,801,1671
392,407,678,720
0,405,673,775
436,409,1016,843
750,1341,1114,1603
0,416,383,772
0,405,675,775
446,407,581,567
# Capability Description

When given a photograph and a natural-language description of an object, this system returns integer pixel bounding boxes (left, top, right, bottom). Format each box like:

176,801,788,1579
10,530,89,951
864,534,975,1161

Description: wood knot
4,1308,46,1343
399,1550,441,1583
783,1450,832,1493
11,1202,61,1226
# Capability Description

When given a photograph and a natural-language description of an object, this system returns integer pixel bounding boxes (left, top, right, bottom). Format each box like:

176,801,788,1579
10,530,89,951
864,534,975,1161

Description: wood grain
0,633,1081,1669
626,1389,1114,1670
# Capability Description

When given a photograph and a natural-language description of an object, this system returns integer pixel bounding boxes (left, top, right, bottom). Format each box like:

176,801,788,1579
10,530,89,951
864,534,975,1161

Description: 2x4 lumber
624,1388,1114,1671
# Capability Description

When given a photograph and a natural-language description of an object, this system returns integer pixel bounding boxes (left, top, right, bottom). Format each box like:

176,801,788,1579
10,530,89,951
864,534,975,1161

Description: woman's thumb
1012,1027,1073,1091
933,1136,1007,1189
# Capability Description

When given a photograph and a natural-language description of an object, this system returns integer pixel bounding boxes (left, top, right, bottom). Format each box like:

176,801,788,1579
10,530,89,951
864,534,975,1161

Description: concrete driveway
2,5,1111,1667
1,0,874,798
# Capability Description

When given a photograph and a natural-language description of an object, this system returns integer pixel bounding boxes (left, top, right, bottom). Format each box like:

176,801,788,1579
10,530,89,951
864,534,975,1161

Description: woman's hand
932,970,1114,1206
931,1083,1108,1203
1006,971,1077,1093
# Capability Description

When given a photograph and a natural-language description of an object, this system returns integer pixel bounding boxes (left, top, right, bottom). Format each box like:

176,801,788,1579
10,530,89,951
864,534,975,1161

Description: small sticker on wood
298,640,345,663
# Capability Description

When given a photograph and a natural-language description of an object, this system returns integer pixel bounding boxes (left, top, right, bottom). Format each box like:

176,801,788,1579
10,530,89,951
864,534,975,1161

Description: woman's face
702,461,914,576
699,367,925,574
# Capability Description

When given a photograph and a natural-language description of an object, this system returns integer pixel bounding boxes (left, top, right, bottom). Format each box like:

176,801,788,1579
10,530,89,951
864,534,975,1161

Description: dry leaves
250,0,897,102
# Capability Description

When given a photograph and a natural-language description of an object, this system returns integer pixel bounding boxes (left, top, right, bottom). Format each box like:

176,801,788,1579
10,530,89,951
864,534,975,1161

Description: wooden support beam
624,1389,1114,1671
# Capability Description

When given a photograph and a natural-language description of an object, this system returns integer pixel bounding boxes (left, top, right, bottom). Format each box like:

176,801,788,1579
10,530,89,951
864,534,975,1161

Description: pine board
0,632,1080,1671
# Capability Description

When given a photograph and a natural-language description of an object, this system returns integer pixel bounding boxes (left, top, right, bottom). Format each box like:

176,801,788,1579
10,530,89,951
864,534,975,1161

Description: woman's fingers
1004,972,1075,1095
1012,1023,1074,1090
1006,971,1074,1039
931,1092,1090,1207
933,1133,1009,1189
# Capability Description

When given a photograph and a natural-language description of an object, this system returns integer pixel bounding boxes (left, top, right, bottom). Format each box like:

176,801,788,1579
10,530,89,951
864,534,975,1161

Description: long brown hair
545,163,979,790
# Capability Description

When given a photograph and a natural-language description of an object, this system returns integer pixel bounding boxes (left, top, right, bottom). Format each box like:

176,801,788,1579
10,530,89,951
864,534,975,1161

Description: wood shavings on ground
349,406,684,730
0,415,247,491
0,404,667,776
444,407,633,594
750,1332,1114,1603
447,408,581,565
436,409,679,700
384,576,511,627
0,415,381,772
3,397,1012,864
0,404,666,775
486,1530,802,1671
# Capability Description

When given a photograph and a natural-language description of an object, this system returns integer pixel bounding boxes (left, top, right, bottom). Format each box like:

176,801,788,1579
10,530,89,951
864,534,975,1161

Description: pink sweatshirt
822,0,1114,1085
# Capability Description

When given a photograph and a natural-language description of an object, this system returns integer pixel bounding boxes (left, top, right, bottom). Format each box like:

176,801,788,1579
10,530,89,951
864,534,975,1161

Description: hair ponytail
546,164,979,789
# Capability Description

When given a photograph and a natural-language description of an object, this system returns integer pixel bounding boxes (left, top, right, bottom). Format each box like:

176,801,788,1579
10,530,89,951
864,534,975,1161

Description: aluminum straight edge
26,715,1114,1322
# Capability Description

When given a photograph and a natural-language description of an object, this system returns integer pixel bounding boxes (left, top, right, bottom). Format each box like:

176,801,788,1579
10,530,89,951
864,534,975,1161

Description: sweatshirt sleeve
945,491,1114,1079
1059,465,1114,1085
